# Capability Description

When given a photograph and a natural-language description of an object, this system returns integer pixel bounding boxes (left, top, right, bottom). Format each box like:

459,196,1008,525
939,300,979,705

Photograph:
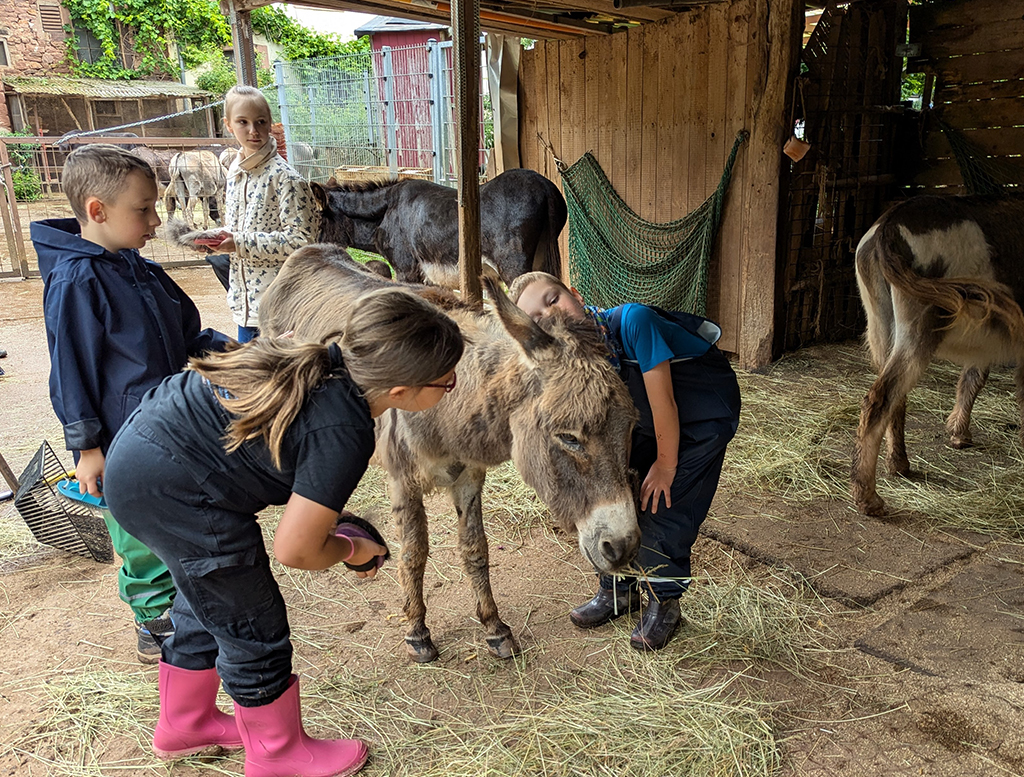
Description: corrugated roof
2,76,213,99
354,15,448,36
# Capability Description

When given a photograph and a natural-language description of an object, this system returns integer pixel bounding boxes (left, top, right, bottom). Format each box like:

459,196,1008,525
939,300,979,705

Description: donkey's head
485,278,641,573
312,179,391,253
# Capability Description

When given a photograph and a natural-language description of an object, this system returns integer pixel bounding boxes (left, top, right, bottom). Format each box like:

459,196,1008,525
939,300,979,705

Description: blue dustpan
56,478,108,511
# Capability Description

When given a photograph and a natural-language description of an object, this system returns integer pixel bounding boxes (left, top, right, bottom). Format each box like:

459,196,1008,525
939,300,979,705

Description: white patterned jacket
223,137,321,328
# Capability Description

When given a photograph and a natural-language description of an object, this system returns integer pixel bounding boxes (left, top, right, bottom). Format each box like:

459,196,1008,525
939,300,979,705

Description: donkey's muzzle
578,500,641,574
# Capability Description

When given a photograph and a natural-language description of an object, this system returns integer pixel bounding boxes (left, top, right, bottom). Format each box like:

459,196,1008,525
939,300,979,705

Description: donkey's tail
876,219,1024,340
539,181,569,277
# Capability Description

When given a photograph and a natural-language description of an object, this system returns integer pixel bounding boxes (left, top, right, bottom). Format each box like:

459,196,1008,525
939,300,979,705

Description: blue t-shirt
611,303,712,372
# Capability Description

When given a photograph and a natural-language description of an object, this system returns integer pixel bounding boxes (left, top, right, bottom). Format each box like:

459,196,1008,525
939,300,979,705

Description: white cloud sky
278,5,377,40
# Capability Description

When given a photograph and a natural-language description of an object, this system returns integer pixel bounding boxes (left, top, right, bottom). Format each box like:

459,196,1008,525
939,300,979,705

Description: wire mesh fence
273,40,492,186
0,136,236,277
1,40,494,277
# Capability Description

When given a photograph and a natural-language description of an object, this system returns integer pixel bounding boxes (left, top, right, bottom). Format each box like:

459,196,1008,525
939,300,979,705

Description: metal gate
272,40,491,187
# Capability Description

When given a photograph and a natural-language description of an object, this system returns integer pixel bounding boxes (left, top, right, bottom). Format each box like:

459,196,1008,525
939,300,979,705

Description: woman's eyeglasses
423,372,457,393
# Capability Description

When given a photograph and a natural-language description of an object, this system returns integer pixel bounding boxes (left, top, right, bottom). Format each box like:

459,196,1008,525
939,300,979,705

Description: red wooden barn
355,16,450,171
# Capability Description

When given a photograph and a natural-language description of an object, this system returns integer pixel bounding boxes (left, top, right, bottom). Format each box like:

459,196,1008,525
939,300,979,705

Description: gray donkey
259,244,640,662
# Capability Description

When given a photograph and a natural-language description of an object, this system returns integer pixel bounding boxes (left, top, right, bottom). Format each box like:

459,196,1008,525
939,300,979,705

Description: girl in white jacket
215,86,321,342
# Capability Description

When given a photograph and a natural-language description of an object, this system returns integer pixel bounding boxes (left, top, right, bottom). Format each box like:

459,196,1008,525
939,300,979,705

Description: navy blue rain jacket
32,218,231,457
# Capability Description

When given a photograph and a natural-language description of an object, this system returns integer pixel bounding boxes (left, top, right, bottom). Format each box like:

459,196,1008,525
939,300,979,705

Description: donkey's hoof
949,435,973,449
405,636,439,663
485,633,519,660
856,494,886,517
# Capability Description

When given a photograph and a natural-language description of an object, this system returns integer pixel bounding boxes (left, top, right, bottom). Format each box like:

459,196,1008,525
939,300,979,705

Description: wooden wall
908,0,1024,191
518,0,802,367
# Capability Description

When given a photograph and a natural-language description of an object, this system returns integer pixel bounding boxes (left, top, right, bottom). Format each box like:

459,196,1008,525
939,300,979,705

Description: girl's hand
216,233,237,253
344,536,389,579
640,462,676,514
76,448,105,497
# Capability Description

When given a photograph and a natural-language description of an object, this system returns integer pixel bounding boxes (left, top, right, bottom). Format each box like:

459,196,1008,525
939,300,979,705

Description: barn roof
2,76,213,100
235,1,693,39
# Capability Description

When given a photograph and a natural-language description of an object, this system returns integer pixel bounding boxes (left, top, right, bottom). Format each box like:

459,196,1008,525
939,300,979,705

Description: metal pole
275,61,294,156
381,46,398,177
427,40,444,184
451,0,482,304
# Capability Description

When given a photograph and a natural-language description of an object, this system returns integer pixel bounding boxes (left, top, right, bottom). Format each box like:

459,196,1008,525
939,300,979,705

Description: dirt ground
1,267,1023,776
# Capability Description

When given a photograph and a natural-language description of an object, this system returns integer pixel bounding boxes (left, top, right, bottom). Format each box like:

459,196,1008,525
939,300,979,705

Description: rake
2,442,114,563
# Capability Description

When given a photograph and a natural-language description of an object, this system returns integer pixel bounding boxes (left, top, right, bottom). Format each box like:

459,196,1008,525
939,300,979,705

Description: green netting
939,120,1023,195
560,131,747,315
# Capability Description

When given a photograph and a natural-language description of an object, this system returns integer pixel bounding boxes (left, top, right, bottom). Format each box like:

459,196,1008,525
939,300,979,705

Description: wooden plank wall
520,0,770,360
908,0,1024,191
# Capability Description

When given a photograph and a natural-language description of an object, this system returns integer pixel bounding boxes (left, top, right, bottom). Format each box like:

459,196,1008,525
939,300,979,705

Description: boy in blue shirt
511,272,740,651
31,145,230,662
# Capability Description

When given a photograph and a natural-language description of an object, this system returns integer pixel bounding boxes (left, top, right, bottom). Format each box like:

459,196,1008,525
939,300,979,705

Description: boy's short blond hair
62,144,155,223
224,85,272,120
507,271,569,305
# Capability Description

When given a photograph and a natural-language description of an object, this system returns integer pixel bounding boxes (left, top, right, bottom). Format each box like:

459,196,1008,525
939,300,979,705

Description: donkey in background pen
852,194,1024,516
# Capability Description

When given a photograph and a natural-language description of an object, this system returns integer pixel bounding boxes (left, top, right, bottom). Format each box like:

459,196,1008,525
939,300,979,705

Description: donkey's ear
482,275,558,357
310,182,328,213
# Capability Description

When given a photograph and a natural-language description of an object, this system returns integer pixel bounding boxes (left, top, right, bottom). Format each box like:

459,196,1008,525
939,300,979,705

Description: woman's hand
76,448,105,497
640,461,676,514
342,535,389,579
275,493,386,573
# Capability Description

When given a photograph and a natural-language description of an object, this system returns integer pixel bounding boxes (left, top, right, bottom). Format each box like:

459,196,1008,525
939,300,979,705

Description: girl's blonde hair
190,288,464,468
224,85,271,120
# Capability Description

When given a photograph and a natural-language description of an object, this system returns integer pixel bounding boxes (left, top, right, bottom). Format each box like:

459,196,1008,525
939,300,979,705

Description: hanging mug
784,135,811,162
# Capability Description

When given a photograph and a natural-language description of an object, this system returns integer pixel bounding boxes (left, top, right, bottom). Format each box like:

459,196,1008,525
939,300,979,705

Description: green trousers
102,510,175,622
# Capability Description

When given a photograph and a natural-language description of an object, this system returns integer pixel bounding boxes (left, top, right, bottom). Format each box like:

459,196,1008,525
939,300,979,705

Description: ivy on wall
62,0,369,81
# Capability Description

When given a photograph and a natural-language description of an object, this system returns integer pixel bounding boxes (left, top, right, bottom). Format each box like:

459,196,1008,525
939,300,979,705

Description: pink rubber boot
234,675,368,777
153,661,244,759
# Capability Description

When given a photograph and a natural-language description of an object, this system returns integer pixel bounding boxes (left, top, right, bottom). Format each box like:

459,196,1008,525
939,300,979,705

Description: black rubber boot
569,586,642,629
630,597,682,651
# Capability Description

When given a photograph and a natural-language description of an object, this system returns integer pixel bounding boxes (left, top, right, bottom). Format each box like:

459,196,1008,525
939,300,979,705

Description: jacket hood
31,218,113,281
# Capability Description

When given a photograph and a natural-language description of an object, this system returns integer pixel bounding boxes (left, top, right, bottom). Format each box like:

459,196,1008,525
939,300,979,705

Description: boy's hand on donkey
640,462,676,514
76,448,106,497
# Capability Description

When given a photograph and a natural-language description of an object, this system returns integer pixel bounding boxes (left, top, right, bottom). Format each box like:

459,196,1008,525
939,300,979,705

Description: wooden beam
452,0,483,305
227,0,259,87
738,0,802,369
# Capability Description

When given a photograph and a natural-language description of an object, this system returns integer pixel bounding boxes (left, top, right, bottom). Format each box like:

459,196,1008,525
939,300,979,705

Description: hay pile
7,562,831,777
721,344,1024,538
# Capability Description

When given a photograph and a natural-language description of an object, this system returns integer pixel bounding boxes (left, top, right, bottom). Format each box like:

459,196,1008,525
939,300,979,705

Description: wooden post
0,451,19,492
451,0,482,305
0,141,29,277
737,0,803,370
227,0,259,88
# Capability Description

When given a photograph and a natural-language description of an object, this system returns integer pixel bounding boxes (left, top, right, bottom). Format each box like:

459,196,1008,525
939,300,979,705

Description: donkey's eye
557,433,583,451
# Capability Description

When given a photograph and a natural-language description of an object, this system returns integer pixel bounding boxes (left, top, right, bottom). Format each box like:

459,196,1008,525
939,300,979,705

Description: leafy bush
0,129,42,202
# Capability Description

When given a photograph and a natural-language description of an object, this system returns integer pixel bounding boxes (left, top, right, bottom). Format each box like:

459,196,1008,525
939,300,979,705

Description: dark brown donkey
260,245,640,662
852,195,1024,516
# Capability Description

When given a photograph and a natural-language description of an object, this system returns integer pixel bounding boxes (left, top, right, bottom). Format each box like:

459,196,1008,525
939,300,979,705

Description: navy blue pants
600,348,740,599
105,420,293,707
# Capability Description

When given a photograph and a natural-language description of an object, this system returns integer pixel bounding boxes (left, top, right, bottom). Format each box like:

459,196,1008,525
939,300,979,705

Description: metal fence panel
0,136,233,278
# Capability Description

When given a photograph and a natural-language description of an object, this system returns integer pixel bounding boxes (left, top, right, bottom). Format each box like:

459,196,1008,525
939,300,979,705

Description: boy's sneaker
136,610,174,664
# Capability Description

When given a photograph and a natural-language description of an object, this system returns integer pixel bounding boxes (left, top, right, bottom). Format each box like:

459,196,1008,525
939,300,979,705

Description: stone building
0,0,212,138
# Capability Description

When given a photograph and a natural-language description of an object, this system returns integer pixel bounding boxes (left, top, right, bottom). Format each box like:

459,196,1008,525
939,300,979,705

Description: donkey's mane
537,311,612,361
323,177,403,194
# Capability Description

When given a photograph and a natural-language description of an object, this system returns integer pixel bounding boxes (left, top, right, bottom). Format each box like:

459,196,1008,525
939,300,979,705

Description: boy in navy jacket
511,272,740,651
31,144,230,662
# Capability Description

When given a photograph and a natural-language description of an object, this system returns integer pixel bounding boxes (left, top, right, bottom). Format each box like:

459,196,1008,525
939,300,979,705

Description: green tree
61,0,367,81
